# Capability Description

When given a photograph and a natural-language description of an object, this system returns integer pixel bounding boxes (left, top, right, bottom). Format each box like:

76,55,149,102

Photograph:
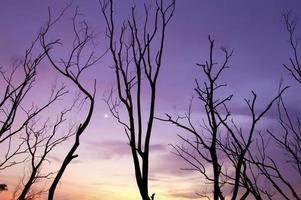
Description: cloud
48,155,63,163
88,140,130,159
48,155,83,164
84,139,168,160
168,191,199,199
151,152,197,176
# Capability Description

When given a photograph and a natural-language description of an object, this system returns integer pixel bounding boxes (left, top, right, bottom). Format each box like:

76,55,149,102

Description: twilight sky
1,0,301,199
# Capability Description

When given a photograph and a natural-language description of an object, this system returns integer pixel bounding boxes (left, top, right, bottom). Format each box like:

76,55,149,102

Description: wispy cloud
48,155,83,164
84,139,168,160
168,191,199,199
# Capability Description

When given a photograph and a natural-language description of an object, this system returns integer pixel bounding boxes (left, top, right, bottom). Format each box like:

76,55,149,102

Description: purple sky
1,0,301,199
1,0,301,103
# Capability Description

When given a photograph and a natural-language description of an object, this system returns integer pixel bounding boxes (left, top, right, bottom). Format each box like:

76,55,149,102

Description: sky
1,0,301,199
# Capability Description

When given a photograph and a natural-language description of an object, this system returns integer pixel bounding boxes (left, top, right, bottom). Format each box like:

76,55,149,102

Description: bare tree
0,39,43,141
17,99,74,200
159,36,286,200
0,28,68,195
247,12,301,200
39,7,103,199
283,11,301,83
0,37,53,171
100,0,175,199
281,10,301,180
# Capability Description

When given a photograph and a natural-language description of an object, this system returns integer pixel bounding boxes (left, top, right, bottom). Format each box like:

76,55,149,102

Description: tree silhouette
39,7,103,199
17,101,75,200
281,11,301,180
159,36,286,200
100,0,175,199
247,12,301,200
0,18,72,200
0,35,59,171
283,12,301,83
